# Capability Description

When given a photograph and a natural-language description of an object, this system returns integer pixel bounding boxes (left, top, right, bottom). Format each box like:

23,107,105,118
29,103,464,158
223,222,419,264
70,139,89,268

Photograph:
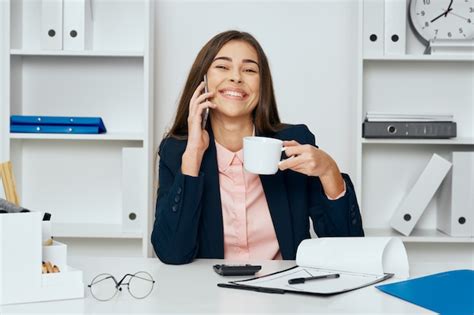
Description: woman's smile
218,87,249,101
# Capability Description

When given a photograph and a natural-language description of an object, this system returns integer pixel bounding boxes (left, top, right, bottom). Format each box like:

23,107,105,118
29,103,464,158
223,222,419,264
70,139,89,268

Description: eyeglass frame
87,271,156,301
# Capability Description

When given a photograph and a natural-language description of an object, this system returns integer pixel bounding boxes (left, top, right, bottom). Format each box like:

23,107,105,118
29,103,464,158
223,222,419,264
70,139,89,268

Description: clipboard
217,237,409,297
218,265,394,296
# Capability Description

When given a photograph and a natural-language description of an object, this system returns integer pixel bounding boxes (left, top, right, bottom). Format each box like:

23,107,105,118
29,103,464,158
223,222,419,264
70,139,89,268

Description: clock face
409,0,474,43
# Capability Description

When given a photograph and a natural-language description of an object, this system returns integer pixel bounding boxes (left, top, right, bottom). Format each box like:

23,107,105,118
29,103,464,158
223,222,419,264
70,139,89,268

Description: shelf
361,138,474,145
10,49,144,57
10,132,144,141
364,55,474,62
3,0,154,257
52,223,143,239
365,228,474,243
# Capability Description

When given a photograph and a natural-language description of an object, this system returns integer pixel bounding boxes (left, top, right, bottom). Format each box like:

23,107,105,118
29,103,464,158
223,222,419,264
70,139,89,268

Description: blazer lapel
199,128,225,258
258,130,295,259
260,171,295,259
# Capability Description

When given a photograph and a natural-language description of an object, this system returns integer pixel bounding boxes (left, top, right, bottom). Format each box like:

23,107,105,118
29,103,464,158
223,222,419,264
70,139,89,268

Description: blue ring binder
10,115,107,134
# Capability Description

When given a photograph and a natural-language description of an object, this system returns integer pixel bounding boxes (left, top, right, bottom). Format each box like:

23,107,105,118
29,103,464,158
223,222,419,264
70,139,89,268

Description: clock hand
431,7,453,23
444,0,454,17
448,11,471,22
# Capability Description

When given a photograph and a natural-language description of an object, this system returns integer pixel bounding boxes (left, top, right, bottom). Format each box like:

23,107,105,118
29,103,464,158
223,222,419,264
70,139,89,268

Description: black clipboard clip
217,283,285,294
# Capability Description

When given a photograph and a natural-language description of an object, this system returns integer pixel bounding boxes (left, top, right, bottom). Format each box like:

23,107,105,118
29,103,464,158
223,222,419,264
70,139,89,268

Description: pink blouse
215,141,282,260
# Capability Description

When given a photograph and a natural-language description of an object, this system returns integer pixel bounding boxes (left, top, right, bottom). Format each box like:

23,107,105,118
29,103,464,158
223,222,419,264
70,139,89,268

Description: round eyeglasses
88,271,155,301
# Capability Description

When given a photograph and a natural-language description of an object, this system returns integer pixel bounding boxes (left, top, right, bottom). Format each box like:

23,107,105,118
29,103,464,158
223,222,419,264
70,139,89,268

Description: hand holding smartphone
201,74,210,129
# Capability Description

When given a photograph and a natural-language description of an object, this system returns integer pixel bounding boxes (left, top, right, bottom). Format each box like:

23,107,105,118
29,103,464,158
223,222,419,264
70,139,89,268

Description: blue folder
10,124,104,134
376,269,474,315
10,115,106,134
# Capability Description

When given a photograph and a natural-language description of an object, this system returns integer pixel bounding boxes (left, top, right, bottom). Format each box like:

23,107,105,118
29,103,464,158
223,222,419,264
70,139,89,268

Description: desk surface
1,257,472,314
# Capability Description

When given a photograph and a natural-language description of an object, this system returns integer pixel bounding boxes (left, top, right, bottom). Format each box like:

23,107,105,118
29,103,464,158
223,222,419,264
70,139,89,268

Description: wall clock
409,0,474,47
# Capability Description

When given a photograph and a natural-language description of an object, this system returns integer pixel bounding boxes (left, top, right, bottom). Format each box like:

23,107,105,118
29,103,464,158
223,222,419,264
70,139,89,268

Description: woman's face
207,40,260,121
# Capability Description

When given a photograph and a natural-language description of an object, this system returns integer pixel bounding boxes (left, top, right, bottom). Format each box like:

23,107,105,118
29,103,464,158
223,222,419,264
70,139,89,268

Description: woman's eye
244,69,257,73
216,65,228,70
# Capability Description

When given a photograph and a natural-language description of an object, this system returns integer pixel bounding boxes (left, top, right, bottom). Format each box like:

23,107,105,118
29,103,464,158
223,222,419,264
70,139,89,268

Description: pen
288,273,340,284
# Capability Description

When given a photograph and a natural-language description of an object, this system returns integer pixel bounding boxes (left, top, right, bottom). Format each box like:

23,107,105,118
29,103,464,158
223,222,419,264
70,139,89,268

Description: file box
0,211,84,305
437,152,474,237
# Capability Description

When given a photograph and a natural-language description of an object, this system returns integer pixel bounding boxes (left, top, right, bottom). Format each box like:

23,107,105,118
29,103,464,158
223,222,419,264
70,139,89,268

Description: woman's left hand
279,140,345,199
279,140,336,177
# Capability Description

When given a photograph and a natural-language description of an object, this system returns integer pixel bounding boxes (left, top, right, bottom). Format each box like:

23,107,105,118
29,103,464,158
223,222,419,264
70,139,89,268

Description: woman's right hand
181,81,217,176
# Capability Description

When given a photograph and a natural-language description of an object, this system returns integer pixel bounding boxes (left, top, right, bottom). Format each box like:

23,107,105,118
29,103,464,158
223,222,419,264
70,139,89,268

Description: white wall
153,0,359,176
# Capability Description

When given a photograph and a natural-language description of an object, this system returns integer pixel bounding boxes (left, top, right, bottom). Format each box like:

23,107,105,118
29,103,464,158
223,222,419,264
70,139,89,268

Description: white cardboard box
122,147,146,232
390,154,452,236
0,212,83,305
437,152,474,237
384,0,406,55
363,0,385,57
41,0,63,50
63,0,93,50
43,240,67,272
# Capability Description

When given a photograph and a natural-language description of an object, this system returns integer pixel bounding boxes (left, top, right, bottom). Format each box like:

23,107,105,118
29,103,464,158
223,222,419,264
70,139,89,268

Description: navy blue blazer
151,124,364,265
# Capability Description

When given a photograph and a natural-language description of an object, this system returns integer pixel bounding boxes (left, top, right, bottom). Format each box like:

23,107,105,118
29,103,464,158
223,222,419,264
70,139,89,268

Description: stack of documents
365,112,454,122
10,115,107,134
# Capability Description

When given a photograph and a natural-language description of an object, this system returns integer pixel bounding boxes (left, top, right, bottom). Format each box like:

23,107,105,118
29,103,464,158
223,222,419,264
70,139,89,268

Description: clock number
423,0,430,4
425,21,429,27
448,32,452,38
470,7,474,13
434,29,438,34
459,28,463,34
468,19,472,24
421,10,425,16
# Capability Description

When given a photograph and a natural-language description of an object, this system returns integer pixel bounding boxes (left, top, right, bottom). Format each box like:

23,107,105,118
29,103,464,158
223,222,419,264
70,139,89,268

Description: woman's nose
229,70,242,83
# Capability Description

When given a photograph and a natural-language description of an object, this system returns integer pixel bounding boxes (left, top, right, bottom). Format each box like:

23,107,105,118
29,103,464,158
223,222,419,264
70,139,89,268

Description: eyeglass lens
89,273,118,301
128,271,155,299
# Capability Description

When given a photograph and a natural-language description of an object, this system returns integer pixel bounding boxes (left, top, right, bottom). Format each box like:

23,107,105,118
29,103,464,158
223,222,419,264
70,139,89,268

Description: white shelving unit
364,54,474,61
10,132,144,141
365,228,473,244
10,49,144,57
356,0,474,245
362,138,474,145
1,0,154,257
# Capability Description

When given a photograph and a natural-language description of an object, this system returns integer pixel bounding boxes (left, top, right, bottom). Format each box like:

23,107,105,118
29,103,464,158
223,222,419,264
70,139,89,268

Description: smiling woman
208,42,260,124
151,30,364,265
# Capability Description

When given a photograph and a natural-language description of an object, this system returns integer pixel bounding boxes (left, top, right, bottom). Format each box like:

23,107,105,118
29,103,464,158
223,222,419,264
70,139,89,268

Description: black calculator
213,264,262,276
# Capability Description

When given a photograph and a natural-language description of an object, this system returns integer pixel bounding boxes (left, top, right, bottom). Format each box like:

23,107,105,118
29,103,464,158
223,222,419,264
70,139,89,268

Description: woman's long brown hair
166,30,283,139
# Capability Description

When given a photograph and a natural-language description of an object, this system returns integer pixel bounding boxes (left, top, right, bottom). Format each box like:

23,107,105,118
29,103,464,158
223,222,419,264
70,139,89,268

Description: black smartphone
213,264,262,276
201,74,210,129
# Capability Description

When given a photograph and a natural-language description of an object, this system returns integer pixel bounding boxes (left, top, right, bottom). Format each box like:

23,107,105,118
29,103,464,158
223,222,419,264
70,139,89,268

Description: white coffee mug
243,136,284,175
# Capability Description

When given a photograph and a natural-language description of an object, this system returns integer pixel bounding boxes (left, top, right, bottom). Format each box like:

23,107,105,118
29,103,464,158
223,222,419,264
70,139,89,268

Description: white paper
296,237,409,278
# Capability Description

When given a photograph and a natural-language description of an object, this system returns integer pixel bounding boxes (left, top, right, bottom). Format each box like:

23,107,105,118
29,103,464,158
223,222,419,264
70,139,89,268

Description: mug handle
280,146,295,162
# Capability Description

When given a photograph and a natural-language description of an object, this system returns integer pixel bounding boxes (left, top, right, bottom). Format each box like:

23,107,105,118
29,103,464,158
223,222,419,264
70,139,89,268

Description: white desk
1,257,472,314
